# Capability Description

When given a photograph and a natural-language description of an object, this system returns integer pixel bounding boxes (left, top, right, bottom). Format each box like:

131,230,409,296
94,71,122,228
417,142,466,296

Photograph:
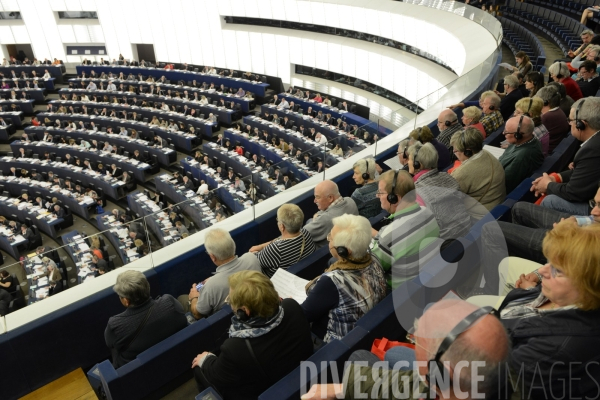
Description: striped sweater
371,204,440,289
257,228,316,278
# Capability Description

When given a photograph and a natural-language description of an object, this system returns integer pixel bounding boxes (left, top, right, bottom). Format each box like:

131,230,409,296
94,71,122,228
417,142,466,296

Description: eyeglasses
590,199,598,209
326,232,332,241
550,264,565,278
567,118,575,124
375,191,387,197
503,131,517,136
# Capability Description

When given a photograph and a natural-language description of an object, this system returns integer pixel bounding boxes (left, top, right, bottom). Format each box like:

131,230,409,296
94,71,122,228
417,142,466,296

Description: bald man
498,116,544,193
436,109,463,149
303,299,510,399
303,180,358,248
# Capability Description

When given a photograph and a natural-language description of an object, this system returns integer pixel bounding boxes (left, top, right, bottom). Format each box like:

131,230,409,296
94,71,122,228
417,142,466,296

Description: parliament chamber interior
1,0,599,399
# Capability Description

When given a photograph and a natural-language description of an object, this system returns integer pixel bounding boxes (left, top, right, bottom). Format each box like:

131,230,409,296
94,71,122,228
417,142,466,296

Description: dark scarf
229,305,284,339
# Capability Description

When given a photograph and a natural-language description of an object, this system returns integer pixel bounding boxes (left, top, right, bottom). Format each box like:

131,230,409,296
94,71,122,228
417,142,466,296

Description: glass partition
1,5,503,332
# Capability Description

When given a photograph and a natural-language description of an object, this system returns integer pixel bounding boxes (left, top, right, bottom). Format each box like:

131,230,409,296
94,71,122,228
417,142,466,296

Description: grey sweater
304,197,359,248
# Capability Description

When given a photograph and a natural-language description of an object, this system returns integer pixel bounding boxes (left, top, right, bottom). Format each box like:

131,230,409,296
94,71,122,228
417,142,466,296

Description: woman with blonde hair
461,106,486,138
191,270,313,399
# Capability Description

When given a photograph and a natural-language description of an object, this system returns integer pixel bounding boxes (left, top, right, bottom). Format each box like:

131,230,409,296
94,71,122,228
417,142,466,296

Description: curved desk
0,158,125,200
96,213,133,265
0,65,64,83
37,112,197,152
0,195,63,239
221,130,311,182
67,78,255,113
1,77,56,91
48,100,215,138
76,65,269,97
10,141,151,183
0,111,24,127
59,88,240,125
0,88,47,102
25,126,176,167
0,99,35,114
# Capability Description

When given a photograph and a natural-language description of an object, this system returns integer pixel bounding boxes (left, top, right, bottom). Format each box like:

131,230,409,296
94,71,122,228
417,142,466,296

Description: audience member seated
450,128,506,219
513,97,549,157
535,86,570,153
498,74,523,120
408,126,451,170
191,270,313,399
549,61,583,101
304,299,510,399
407,143,470,239
350,158,380,219
177,228,260,323
435,109,463,149
303,180,358,248
48,267,64,296
576,60,600,97
105,270,187,368
531,98,600,215
372,170,440,289
499,115,544,193
249,204,315,278
450,91,504,137
302,214,386,343
473,221,600,399
460,106,486,138
0,270,16,294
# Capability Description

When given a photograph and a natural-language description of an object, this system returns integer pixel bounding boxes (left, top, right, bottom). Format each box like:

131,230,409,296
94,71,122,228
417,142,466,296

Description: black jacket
499,287,600,400
198,299,313,400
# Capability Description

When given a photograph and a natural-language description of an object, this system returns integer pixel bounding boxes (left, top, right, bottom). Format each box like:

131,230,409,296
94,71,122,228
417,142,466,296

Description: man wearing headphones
531,98,600,215
302,299,511,399
371,170,440,289
534,86,570,153
435,109,463,149
499,115,544,193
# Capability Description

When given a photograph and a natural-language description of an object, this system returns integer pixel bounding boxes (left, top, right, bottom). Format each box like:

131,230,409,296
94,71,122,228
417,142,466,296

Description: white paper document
270,269,309,304
483,145,505,159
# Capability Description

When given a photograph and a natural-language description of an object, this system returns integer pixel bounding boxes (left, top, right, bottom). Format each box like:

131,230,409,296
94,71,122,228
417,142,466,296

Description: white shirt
107,83,116,91
43,73,51,79
86,82,97,90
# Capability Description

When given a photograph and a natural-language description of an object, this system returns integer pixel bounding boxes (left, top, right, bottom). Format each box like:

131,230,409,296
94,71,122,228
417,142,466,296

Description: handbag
371,337,415,361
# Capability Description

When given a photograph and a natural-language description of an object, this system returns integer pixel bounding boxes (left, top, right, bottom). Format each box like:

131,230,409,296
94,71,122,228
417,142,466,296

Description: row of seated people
193,147,294,192
1,56,59,66
102,106,600,399
5,167,105,211
1,90,34,100
56,91,226,124
78,63,262,81
1,80,45,90
268,96,378,145
0,214,41,250
45,99,216,135
152,182,230,223
217,128,335,176
285,86,356,112
0,69,53,80
62,87,244,116
73,74,254,99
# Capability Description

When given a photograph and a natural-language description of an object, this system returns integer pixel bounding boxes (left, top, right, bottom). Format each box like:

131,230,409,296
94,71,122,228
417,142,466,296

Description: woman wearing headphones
302,214,386,344
549,61,583,101
191,271,313,399
525,71,545,97
461,106,487,138
450,128,506,220
350,157,380,218
407,143,471,239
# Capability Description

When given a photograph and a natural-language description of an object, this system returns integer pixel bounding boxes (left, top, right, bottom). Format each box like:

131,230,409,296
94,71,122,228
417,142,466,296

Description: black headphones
362,160,370,181
461,132,473,157
575,99,586,131
444,117,457,127
555,62,566,79
514,115,524,140
543,89,561,106
413,145,422,170
236,309,250,322
386,170,400,204
426,306,496,392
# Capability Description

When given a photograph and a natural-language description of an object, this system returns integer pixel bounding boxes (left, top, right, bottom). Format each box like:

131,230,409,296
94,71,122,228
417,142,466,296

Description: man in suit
273,168,284,185
121,171,133,185
53,205,66,218
217,99,227,108
132,150,145,162
91,254,108,274
303,154,314,170
20,224,34,242
182,175,195,190
172,171,184,184
295,149,304,162
216,167,227,180
202,156,215,168
226,169,235,182
53,176,65,188
531,97,600,214
340,101,349,112
283,116,294,130
63,154,76,165
259,155,267,169
109,164,122,177
17,147,28,158
283,175,292,190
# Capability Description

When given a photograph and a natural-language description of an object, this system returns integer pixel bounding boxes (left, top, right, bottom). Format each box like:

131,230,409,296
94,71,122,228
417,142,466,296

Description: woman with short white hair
249,204,316,277
548,61,583,101
302,214,386,343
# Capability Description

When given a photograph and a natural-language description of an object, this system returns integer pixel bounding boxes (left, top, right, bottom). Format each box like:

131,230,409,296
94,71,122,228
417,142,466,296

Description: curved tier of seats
498,16,546,71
